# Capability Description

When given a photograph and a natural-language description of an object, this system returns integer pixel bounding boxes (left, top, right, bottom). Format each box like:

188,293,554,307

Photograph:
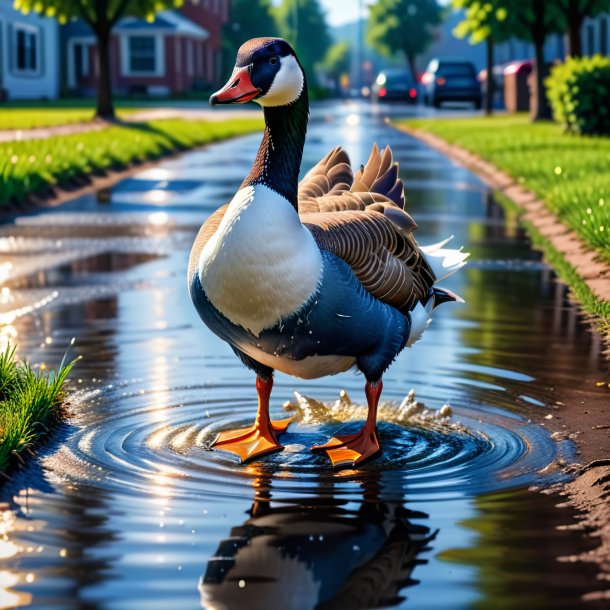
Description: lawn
0,345,77,473
0,117,263,205
0,102,148,130
397,115,610,264
397,114,610,330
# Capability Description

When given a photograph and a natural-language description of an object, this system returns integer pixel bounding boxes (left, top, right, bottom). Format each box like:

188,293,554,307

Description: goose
188,37,468,468
199,473,433,609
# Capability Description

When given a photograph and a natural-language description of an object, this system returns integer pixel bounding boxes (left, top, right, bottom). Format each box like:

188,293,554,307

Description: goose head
210,38,305,108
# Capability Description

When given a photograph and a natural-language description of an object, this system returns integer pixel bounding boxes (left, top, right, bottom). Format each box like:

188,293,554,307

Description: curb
396,124,610,303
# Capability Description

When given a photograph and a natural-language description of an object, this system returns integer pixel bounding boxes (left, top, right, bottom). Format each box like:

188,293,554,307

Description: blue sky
272,1,451,28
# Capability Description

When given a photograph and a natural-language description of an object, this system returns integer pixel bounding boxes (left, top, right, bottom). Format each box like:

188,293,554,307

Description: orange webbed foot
311,427,381,469
312,379,383,469
211,416,293,463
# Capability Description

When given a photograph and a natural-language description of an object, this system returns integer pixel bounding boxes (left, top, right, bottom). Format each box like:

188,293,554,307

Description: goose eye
269,57,278,65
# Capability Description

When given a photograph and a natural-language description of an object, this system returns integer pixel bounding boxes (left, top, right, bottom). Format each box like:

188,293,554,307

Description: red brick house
63,0,229,97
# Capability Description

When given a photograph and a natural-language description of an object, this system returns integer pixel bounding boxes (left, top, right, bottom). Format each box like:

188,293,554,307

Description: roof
116,10,209,40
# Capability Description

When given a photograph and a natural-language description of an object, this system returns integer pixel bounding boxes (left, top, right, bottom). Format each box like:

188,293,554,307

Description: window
587,24,595,55
601,18,608,56
15,26,38,73
129,36,156,73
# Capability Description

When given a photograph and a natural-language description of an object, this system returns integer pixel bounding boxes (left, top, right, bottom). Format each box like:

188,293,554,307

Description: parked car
371,69,418,103
422,59,482,108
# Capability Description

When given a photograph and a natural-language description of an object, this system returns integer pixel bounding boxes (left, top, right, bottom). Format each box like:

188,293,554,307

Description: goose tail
421,236,470,282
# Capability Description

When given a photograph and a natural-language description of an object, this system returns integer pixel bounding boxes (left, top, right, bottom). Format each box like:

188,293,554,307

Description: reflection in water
0,101,607,609
441,490,609,610
200,470,433,610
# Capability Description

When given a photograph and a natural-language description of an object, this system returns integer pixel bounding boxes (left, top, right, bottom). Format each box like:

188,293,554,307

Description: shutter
38,25,44,76
7,23,14,73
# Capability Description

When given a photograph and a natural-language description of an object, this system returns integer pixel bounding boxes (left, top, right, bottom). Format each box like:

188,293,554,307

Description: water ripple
45,383,572,504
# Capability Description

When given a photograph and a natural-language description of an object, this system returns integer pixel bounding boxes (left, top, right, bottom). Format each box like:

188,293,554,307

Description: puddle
0,101,607,610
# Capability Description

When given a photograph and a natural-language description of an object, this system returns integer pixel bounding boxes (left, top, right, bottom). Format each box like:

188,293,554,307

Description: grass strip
398,115,610,264
0,345,78,473
495,192,610,334
0,117,263,206
0,107,142,130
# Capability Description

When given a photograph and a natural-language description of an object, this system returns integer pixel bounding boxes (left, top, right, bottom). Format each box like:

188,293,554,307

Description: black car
372,69,418,103
422,59,482,108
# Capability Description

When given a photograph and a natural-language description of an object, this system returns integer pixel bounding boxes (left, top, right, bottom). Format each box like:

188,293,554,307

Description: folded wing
299,144,436,313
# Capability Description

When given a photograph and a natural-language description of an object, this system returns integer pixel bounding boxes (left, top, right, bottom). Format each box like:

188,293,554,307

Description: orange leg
312,380,383,468
211,376,293,463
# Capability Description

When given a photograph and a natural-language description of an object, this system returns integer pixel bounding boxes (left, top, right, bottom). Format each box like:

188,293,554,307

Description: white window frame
120,33,165,77
13,22,40,76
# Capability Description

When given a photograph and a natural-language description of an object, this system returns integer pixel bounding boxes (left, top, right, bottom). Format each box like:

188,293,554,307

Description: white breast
198,184,323,335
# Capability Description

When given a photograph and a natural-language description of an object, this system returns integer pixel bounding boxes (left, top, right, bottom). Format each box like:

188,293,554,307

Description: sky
271,0,451,28
270,0,366,27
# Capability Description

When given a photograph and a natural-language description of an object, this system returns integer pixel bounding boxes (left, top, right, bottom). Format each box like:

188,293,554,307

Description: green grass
0,345,78,473
396,115,610,330
398,115,610,264
495,192,610,334
0,97,217,130
0,117,263,205
0,106,144,130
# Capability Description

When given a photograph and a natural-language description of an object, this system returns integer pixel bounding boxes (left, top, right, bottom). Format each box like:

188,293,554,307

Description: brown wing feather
298,144,433,312
302,209,434,312
187,203,229,280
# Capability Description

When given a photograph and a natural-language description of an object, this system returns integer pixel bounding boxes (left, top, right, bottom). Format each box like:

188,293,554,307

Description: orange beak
210,66,261,105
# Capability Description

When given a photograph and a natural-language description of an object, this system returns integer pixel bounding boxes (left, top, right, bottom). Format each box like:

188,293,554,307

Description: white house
0,0,59,100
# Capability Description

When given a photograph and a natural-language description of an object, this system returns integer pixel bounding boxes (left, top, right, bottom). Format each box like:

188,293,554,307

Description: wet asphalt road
0,100,607,610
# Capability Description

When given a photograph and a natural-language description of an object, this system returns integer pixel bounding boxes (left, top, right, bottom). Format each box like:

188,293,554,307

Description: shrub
546,55,610,136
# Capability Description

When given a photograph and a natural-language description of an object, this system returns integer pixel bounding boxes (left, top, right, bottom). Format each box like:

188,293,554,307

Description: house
582,12,610,55
62,0,229,97
0,0,59,100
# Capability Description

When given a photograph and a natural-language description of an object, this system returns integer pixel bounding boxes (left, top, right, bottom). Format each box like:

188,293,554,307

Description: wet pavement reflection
0,101,607,609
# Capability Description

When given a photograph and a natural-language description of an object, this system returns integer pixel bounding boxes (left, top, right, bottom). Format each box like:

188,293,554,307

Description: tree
321,41,351,85
368,0,443,83
562,0,610,56
222,0,280,75
452,1,513,115
273,0,332,84
510,0,565,121
15,0,183,119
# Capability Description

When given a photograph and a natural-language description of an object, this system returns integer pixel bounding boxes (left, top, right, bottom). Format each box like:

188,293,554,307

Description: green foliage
505,0,566,41
0,118,262,206
368,0,442,80
452,0,512,44
273,0,332,83
0,344,78,473
222,0,280,74
321,41,351,81
13,0,183,29
546,55,610,135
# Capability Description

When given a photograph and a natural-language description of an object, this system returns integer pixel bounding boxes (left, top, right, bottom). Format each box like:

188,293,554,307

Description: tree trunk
406,53,418,85
485,37,494,116
532,35,552,121
566,18,583,57
95,28,115,120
